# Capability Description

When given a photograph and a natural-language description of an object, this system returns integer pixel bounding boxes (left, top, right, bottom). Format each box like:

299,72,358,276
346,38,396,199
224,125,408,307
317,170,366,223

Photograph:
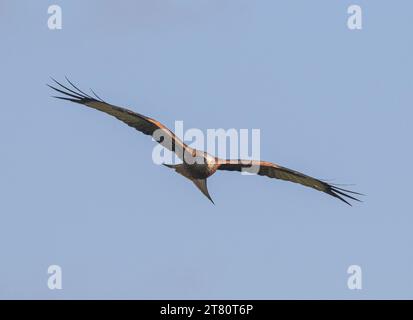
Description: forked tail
163,164,215,204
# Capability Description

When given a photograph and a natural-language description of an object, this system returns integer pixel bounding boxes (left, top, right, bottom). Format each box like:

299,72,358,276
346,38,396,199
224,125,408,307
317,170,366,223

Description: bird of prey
48,78,362,205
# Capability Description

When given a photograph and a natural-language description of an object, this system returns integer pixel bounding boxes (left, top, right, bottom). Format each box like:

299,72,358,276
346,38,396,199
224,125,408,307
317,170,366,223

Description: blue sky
0,0,412,299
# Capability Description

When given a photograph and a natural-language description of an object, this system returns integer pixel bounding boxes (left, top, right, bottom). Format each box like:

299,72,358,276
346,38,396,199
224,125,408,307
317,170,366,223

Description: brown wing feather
217,159,362,205
48,78,187,159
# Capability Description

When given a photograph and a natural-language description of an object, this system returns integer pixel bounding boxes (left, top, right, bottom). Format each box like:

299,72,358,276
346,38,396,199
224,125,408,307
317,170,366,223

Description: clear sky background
0,0,412,299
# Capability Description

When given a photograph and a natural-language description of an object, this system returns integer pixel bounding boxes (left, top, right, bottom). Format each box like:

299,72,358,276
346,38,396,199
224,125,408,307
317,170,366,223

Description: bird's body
49,78,362,206
178,151,218,179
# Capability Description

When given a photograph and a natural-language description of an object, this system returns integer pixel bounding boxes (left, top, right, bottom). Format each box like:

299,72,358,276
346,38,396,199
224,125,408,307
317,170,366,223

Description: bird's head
186,149,215,166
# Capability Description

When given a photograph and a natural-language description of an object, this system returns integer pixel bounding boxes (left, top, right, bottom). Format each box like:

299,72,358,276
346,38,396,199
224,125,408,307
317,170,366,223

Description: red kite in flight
49,78,362,205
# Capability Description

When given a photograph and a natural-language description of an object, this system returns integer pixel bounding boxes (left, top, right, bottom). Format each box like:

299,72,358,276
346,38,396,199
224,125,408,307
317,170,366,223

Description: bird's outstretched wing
217,160,362,205
48,78,188,159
